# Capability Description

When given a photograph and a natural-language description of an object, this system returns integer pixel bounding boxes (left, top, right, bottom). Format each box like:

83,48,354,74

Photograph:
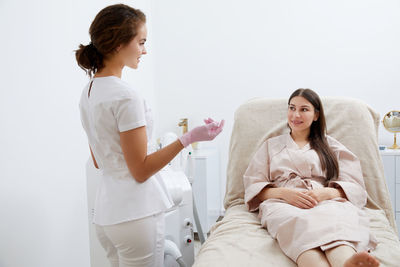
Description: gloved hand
178,118,225,148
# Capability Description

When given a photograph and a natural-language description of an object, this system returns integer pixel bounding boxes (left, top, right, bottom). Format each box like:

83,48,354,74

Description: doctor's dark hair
75,4,146,77
288,88,339,182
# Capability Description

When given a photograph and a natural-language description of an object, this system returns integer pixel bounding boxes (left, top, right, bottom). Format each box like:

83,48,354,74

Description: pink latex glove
178,118,225,147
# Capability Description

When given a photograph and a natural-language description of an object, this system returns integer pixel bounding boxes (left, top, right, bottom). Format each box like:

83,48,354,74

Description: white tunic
243,133,376,261
79,76,172,225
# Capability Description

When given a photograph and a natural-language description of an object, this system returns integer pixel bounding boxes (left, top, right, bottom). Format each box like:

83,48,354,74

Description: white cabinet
191,148,222,235
380,149,400,238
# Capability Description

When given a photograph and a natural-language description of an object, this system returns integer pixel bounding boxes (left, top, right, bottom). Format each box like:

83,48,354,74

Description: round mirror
382,110,400,149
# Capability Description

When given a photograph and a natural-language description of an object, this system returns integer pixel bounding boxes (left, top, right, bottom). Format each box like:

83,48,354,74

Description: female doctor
75,4,224,267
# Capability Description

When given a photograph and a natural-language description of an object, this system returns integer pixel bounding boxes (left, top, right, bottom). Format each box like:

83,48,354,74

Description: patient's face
288,96,319,134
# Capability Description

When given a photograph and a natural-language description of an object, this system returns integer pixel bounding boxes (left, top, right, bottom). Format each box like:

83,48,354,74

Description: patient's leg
296,248,330,267
325,245,379,267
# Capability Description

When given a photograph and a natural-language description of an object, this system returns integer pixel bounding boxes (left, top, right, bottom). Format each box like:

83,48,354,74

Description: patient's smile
292,120,303,125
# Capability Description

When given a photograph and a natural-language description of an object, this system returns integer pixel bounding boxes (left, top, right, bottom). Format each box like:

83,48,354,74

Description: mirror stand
389,133,399,149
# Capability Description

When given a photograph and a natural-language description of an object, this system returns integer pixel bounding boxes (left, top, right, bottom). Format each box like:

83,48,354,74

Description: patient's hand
304,188,342,203
280,188,318,209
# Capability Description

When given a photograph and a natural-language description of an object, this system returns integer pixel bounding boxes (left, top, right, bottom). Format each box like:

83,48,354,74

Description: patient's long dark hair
288,89,339,182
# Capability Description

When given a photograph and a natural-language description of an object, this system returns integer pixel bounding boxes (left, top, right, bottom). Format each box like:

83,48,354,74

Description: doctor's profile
243,89,380,267
75,4,224,267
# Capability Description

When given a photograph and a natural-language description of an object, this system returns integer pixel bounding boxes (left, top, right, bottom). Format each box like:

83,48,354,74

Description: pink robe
243,133,376,261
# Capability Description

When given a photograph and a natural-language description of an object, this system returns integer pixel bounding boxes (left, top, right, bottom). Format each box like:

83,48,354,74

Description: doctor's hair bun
75,42,103,78
75,4,146,77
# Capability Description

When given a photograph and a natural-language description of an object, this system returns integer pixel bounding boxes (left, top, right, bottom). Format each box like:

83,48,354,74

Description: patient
243,89,380,267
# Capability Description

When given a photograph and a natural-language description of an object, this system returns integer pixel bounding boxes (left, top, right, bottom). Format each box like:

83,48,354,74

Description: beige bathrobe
243,133,376,262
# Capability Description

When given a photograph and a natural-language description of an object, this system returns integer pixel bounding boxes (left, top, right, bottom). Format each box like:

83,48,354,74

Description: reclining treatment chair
194,97,400,267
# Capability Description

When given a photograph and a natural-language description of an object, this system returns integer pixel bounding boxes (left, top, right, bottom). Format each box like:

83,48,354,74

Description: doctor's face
287,96,319,134
118,23,147,69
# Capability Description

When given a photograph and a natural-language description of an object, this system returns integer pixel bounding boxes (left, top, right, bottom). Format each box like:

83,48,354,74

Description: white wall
0,1,155,266
1,0,400,266
151,0,400,211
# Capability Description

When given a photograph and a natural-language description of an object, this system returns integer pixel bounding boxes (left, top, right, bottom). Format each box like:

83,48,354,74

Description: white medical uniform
79,76,173,267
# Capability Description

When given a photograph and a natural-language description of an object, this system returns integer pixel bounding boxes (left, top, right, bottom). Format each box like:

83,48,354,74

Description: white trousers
95,213,165,267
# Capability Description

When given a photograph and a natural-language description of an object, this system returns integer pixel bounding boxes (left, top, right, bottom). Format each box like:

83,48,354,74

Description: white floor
194,239,201,257
193,233,207,260
193,216,223,261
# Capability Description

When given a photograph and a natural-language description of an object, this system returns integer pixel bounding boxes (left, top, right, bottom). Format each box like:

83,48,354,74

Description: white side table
191,148,221,235
380,149,400,238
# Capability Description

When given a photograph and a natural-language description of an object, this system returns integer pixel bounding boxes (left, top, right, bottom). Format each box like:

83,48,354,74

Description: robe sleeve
243,141,274,212
327,136,367,209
